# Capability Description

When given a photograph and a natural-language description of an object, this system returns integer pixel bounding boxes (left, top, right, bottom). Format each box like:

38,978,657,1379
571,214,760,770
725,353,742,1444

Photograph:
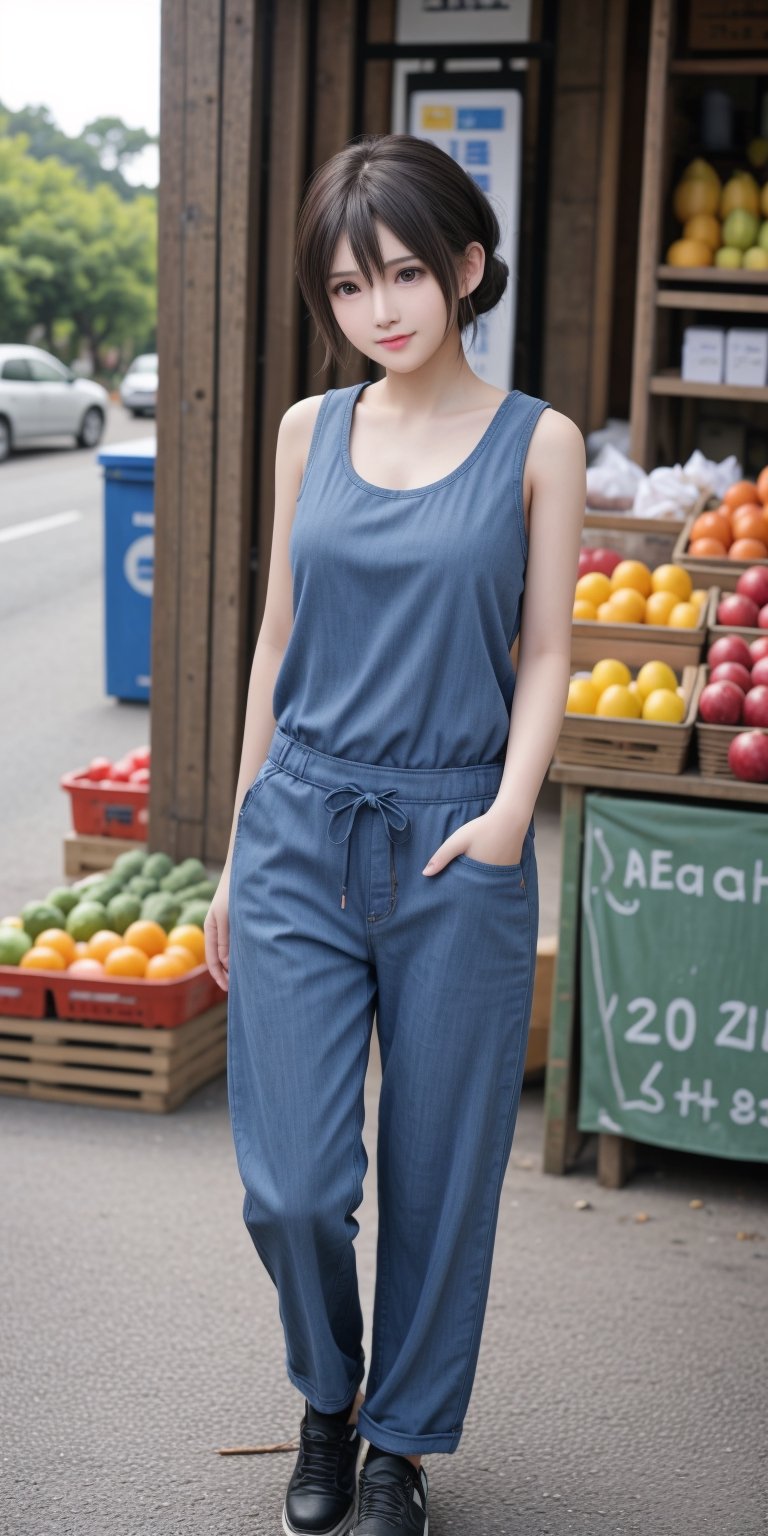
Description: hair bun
472,253,509,317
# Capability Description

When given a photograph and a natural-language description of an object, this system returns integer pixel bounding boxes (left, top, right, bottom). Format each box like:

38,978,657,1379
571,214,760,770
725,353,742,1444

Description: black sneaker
282,1397,363,1536
353,1448,429,1534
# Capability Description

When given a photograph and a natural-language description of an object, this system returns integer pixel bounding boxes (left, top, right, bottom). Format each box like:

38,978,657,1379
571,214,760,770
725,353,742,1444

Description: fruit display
683,476,768,563
0,848,215,977
567,657,687,722
78,746,151,786
61,745,151,840
667,158,768,270
573,558,706,630
699,637,768,728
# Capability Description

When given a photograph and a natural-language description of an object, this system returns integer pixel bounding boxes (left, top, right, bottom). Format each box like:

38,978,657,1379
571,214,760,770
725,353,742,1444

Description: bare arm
422,408,586,873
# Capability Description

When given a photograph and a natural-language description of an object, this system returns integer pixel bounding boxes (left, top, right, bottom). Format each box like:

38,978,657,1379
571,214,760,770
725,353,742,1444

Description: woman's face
326,219,475,372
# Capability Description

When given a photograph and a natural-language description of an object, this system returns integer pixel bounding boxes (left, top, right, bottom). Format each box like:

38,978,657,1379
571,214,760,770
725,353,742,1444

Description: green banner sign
579,792,768,1163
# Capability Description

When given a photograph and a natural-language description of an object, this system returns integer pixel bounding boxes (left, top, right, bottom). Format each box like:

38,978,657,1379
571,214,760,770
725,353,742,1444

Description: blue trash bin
97,437,156,701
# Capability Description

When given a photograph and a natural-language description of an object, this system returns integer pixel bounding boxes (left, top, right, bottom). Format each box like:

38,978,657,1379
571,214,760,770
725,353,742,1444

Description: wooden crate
0,1000,227,1113
695,662,768,782
523,936,556,1080
673,513,768,595
64,830,148,879
571,602,709,671
557,665,703,774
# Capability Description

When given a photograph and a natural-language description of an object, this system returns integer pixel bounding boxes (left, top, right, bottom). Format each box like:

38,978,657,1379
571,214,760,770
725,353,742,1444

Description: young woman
206,132,585,1536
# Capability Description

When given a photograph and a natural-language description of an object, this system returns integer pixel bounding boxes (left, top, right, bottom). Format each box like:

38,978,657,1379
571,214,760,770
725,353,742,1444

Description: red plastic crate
0,961,223,1029
60,769,149,840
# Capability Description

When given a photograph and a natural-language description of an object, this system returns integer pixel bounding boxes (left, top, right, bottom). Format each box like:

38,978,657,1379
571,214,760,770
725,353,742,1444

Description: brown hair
295,132,509,373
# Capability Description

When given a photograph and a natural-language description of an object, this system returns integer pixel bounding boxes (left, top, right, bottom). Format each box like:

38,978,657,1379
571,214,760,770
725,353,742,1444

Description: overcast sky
0,0,160,187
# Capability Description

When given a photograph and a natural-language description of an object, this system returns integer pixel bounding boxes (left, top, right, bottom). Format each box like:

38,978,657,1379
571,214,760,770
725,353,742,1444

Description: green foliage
0,103,157,375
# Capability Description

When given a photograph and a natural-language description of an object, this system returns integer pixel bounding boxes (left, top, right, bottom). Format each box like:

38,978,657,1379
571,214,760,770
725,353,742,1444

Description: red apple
707,635,753,670
759,604,768,631
750,657,768,688
578,546,622,579
698,681,744,724
86,757,113,782
728,730,768,782
710,662,752,692
744,685,768,727
717,593,760,628
129,746,151,769
736,566,768,609
108,763,133,782
750,637,768,664
129,767,151,785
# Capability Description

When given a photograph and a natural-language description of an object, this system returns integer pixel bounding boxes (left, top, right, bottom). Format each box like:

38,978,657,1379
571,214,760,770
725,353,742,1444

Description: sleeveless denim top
271,379,551,770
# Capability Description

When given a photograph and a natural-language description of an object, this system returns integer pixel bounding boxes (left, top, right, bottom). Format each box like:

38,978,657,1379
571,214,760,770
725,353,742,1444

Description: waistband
266,726,506,805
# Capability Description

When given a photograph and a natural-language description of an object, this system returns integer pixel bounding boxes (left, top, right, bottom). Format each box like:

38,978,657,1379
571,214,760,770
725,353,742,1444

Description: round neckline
342,378,516,499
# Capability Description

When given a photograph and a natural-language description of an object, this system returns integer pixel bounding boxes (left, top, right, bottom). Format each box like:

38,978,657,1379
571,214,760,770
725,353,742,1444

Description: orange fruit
74,940,91,957
607,587,646,623
35,928,77,964
757,466,768,504
86,930,124,963
596,601,617,622
162,943,198,972
573,598,597,621
645,590,678,626
103,945,149,977
689,537,728,558
68,957,106,977
668,601,700,628
145,952,188,980
651,564,693,601
690,510,732,548
729,538,768,561
167,925,206,963
731,504,768,544
575,572,613,607
20,945,67,971
595,684,642,719
609,560,653,598
591,658,631,694
122,920,167,958
723,480,761,513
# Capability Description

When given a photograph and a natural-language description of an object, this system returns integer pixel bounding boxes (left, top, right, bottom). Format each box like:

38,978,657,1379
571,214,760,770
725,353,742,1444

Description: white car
0,344,109,463
119,353,158,416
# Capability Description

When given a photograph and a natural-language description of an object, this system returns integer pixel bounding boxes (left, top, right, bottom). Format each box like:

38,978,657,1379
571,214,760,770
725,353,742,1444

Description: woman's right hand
205,866,231,992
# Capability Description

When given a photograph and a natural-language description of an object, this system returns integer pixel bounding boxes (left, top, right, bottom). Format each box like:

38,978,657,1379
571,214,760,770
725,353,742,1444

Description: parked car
0,344,109,463
119,353,158,416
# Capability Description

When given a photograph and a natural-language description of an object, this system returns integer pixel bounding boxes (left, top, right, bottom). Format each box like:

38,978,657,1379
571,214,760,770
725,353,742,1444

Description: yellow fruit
628,681,643,703
635,660,679,699
645,590,678,626
607,587,647,624
715,246,742,269
748,138,768,170
691,588,709,609
573,598,598,621
666,238,713,267
744,246,768,271
20,945,67,971
167,925,206,963
762,183,768,219
104,945,149,978
575,572,613,607
642,689,685,723
34,928,77,964
145,952,188,980
673,177,720,222
651,564,693,601
668,601,700,628
87,930,124,964
610,559,653,598
682,213,720,250
720,174,759,219
680,158,720,186
597,601,618,622
595,684,642,719
591,658,631,695
566,678,599,714
162,944,198,973
122,920,167,958
0,916,23,929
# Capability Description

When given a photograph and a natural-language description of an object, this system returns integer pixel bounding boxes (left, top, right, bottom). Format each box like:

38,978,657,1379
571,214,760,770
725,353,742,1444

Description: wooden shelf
669,57,768,74
657,288,768,313
549,761,768,805
649,370,768,402
657,266,768,286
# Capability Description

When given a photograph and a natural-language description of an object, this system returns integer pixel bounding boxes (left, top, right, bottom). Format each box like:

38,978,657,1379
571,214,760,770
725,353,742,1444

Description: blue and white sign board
407,89,522,388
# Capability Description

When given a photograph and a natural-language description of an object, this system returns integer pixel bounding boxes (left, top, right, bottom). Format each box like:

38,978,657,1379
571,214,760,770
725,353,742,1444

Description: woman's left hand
421,805,526,875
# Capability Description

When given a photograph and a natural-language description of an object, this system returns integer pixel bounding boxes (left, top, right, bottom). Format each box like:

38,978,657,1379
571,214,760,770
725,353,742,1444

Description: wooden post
542,784,585,1175
628,0,673,467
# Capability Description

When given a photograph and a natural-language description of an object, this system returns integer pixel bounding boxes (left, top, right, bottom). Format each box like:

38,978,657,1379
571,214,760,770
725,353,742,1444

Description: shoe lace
295,1424,350,1490
358,1468,414,1526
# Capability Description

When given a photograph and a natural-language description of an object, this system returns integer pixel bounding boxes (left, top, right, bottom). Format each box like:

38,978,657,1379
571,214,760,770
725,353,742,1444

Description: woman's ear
459,240,486,299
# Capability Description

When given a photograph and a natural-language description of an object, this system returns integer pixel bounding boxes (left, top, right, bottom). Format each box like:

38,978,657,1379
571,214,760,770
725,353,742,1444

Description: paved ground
1,417,766,1534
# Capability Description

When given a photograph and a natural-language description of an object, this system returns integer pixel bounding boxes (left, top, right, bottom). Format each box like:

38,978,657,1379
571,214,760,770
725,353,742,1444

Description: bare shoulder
278,392,327,474
528,406,585,471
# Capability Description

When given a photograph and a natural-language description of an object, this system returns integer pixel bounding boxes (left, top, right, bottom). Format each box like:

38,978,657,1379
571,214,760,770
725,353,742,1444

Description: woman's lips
377,334,413,350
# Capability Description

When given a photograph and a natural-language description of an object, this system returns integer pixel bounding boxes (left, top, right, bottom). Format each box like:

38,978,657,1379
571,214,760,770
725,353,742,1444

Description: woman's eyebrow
328,255,418,280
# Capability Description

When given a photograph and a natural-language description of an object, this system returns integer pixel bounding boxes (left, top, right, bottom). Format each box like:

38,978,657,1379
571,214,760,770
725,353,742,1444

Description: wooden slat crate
64,831,148,879
673,513,768,595
0,1001,227,1113
571,607,709,671
556,664,704,774
523,936,556,1080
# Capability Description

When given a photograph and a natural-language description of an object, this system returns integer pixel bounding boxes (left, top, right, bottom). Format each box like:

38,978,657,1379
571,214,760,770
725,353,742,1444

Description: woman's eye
333,281,358,297
397,267,422,282
331,267,423,297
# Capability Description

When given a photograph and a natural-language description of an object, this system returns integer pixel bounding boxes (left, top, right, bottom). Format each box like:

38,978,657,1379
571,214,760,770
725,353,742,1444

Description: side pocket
238,759,280,821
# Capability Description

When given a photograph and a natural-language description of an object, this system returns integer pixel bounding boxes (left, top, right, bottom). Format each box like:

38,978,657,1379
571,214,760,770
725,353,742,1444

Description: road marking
0,510,84,543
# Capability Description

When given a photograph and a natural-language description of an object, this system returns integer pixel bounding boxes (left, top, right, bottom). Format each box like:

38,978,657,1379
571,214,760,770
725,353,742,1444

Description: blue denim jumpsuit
227,379,551,1455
